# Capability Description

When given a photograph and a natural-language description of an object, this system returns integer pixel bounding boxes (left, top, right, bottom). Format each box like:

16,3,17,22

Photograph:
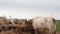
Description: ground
56,32,60,34
56,20,60,34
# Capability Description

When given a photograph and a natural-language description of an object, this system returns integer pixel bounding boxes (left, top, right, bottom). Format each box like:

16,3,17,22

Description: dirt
56,32,60,34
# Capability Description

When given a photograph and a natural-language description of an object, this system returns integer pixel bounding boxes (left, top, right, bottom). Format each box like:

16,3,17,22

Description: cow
30,16,56,34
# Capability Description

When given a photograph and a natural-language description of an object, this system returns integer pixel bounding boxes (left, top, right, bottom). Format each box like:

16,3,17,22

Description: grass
56,20,60,32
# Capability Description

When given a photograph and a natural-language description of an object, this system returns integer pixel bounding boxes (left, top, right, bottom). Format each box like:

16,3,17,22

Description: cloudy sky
0,0,60,20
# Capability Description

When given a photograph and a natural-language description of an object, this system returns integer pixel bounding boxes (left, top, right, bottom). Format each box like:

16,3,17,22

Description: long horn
9,16,16,26
10,19,16,26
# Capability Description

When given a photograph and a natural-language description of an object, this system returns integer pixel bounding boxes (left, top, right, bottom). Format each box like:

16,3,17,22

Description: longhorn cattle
30,16,56,34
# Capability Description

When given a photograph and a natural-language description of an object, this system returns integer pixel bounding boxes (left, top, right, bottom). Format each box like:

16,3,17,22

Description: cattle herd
0,16,56,34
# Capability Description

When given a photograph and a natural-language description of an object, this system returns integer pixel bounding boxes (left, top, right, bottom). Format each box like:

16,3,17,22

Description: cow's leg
52,30,56,34
52,26,56,34
31,28,35,34
34,29,37,34
54,25,56,34
49,30,54,34
54,30,56,34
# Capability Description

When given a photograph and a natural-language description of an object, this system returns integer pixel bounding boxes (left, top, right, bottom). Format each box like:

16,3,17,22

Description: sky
0,0,60,20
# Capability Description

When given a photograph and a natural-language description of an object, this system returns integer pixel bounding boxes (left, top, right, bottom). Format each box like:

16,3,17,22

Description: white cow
32,17,56,34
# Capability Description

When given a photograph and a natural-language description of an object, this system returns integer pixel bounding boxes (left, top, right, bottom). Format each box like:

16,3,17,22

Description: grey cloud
0,0,60,11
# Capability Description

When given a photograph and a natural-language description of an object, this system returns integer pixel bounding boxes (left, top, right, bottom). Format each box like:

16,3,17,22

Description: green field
56,20,60,32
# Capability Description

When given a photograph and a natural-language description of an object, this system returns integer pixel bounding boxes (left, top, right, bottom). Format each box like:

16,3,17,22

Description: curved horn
10,19,16,26
9,16,16,26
